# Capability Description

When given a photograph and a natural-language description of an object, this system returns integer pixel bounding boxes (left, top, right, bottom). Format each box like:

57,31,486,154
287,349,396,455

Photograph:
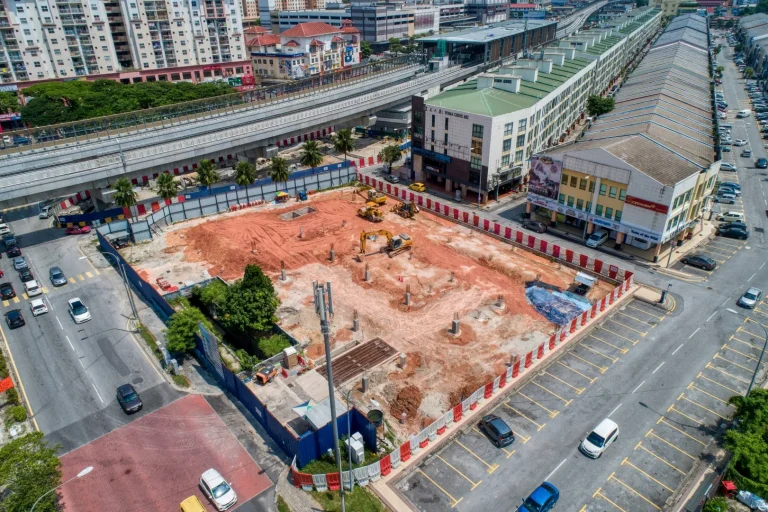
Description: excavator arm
360,230,393,254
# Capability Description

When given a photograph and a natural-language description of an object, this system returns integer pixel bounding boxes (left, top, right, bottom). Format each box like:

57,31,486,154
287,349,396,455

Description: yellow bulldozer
357,202,383,222
367,190,387,205
392,201,419,219
359,230,413,257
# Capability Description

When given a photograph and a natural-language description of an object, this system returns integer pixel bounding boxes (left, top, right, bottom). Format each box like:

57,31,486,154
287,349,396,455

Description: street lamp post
727,308,768,396
31,466,94,512
345,388,354,494
101,250,139,321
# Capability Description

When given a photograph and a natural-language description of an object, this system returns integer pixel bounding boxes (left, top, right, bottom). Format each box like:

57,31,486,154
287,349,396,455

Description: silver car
49,266,67,287
738,287,762,309
13,257,27,271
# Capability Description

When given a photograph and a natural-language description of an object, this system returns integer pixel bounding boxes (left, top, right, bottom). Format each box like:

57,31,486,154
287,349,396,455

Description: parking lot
581,302,768,512
397,298,670,511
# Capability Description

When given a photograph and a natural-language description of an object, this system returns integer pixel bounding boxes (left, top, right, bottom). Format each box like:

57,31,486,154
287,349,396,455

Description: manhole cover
755,227,764,233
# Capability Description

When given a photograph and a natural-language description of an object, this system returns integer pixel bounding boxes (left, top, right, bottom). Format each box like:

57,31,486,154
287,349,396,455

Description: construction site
126,187,613,436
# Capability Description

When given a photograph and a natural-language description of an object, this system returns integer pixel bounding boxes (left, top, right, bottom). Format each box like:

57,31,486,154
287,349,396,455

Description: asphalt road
0,206,177,453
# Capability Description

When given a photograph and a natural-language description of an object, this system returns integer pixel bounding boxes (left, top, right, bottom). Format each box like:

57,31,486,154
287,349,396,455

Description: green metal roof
425,57,592,117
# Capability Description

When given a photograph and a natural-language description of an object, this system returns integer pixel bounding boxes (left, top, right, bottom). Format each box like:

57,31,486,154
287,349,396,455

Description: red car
65,226,92,235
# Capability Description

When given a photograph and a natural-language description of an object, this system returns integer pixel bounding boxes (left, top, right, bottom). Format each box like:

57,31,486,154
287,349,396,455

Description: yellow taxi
409,182,426,192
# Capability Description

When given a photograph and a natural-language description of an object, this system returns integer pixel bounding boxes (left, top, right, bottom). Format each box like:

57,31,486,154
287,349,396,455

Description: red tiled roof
341,26,360,34
309,39,325,46
247,34,280,46
280,21,340,37
244,26,268,34
331,35,344,42
284,40,300,47
509,3,538,8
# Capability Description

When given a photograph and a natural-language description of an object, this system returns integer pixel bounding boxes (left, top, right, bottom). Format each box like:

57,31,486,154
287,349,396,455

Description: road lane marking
657,418,708,446
688,382,729,404
56,316,63,330
78,275,84,281
69,277,76,284
503,404,546,431
91,381,104,403
455,440,499,473
12,297,19,304
647,429,697,459
85,271,93,278
530,380,573,406
652,362,665,374
608,474,661,510
568,352,608,373
1,300,7,307
580,343,619,363
621,457,675,492
721,298,731,307
682,396,727,418
65,336,74,351
761,262,766,270
545,458,567,481
436,455,482,490
689,328,700,339
632,381,646,394
21,293,27,300
697,372,742,395
544,371,585,394
636,442,686,474
707,311,718,322
608,403,622,418
706,362,750,384
588,334,629,353
557,361,597,384
593,487,627,512
518,392,560,418
714,354,754,373
42,287,48,294
417,469,463,508
748,272,757,282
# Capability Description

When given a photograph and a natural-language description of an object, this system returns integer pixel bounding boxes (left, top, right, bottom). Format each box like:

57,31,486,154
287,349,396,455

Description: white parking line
91,381,104,404
545,458,568,481
761,262,766,270
652,362,665,374
633,381,646,394
65,335,74,351
608,403,622,418
56,316,63,330
749,273,757,282
689,328,700,339
673,343,685,355
721,297,731,307
707,311,718,322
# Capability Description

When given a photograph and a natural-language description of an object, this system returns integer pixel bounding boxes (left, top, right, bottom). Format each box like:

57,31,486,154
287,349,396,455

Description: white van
38,206,52,219
716,211,745,222
586,229,609,248
580,418,619,458
24,280,42,297
737,109,752,118
628,236,655,251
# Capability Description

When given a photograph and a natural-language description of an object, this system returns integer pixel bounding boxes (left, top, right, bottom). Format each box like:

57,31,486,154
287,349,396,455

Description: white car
580,418,620,459
718,112,727,119
200,468,237,511
734,139,748,146
0,223,9,235
29,298,48,316
68,297,91,323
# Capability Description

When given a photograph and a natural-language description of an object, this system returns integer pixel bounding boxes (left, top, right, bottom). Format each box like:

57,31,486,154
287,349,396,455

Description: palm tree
379,144,402,173
332,129,356,167
155,172,178,202
196,159,220,195
113,177,137,214
234,161,257,187
300,140,324,169
268,156,290,191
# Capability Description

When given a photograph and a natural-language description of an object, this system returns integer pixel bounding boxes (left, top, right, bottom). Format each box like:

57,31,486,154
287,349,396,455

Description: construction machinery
357,202,383,222
367,190,387,205
392,201,419,219
359,230,413,257
255,363,279,385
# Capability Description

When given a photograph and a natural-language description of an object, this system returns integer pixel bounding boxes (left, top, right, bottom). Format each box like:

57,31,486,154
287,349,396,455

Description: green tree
193,279,229,317
388,37,403,56
636,0,649,6
268,156,290,189
745,67,755,79
234,161,257,187
242,264,275,292
196,159,220,194
0,91,19,114
258,334,291,358
713,45,722,56
165,306,207,353
735,43,744,53
155,172,178,201
379,144,402,173
587,95,616,116
112,177,137,210
220,265,279,335
332,128,356,166
715,65,725,75
0,432,62,512
300,140,324,169
725,20,735,28
725,389,768,495
702,497,728,512
361,41,373,59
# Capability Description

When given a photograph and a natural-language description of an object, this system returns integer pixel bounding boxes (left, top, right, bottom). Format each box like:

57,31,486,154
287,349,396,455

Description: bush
137,323,163,362
193,280,228,317
171,374,190,388
165,306,207,353
276,495,291,512
235,349,260,371
703,497,727,512
8,405,27,423
258,334,291,358
4,387,20,406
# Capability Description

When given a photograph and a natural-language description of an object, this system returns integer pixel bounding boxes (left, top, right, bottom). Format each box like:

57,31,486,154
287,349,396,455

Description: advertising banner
528,156,563,200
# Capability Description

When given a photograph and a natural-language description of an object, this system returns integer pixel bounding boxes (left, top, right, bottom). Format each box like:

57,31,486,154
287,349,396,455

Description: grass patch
276,495,291,512
311,486,385,512
137,323,164,362
171,374,191,388
301,445,382,475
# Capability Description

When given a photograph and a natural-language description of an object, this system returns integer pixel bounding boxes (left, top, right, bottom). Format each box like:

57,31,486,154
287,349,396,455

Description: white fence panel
312,473,327,492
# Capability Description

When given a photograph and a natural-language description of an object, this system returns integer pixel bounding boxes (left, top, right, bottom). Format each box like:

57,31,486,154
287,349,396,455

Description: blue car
518,482,560,512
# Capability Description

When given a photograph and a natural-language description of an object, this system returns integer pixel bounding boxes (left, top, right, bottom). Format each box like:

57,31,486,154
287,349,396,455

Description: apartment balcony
16,72,28,80
9,54,22,62
5,43,18,50
0,21,9,27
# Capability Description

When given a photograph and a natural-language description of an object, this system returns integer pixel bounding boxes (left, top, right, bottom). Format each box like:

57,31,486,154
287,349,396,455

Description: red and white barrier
276,126,334,147
59,190,92,211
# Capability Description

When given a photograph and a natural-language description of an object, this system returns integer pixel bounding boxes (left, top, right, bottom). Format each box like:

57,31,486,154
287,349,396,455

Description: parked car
13,257,27,271
720,181,741,190
68,297,91,323
718,226,750,239
738,287,763,309
521,219,547,233
384,174,400,184
29,298,48,316
49,266,67,287
741,149,752,158
715,193,736,204
0,282,15,300
718,185,741,196
681,254,717,270
18,269,33,282
721,146,732,152
720,162,737,171
518,482,560,512
718,112,727,119
116,383,143,414
0,223,9,235
757,158,768,169
409,182,426,192
580,418,620,458
478,414,515,447
716,211,745,223
2,232,14,247
5,310,25,329
734,139,748,146
65,226,92,235
200,469,237,511
6,246,20,257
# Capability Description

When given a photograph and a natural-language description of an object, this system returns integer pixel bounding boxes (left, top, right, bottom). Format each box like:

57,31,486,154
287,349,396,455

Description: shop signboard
528,156,563,200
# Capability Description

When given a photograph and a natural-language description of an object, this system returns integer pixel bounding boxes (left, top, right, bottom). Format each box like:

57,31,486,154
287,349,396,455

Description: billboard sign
528,156,563,200
624,195,669,214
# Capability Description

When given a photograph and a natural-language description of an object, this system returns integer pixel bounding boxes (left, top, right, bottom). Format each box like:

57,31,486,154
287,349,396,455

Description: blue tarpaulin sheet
526,286,584,325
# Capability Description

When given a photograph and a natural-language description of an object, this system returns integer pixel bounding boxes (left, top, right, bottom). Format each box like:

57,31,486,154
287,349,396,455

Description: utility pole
316,283,345,511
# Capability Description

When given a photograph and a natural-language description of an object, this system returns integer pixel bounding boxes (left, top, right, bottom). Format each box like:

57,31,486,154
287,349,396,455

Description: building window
561,173,568,185
619,189,626,201
471,139,482,154
570,176,577,188
501,154,510,166
472,124,484,138
595,204,603,215
516,134,525,147
599,184,607,196
567,196,574,207
586,201,592,212
519,119,527,131
605,207,613,218
431,114,435,127
579,178,587,190
558,193,565,204
470,156,482,170
576,198,584,210
504,122,513,135
515,150,523,162
445,118,448,130
615,210,622,222
444,132,448,144
503,139,512,152
589,181,595,193
609,186,617,199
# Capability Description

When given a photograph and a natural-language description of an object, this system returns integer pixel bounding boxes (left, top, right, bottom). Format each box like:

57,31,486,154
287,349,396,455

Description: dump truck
359,229,413,257
357,202,383,222
392,201,419,219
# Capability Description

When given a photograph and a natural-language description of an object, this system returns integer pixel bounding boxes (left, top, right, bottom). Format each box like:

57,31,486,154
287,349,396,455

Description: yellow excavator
392,201,419,219
359,230,413,257
357,202,383,222
367,190,387,205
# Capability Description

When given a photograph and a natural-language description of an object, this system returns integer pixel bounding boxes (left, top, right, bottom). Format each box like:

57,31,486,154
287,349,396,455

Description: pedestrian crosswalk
2,270,99,308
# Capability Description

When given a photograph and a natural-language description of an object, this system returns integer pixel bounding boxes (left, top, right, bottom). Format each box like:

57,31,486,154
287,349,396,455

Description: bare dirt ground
128,189,612,435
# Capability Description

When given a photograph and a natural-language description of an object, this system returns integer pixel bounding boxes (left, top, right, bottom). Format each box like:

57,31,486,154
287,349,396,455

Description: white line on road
707,311,718,322
653,362,665,374
56,316,63,330
721,297,731,307
689,328,700,339
608,403,622,418
761,262,767,270
545,458,568,481
78,256,87,260
79,358,85,369
91,382,104,403
673,343,685,355
749,273,757,282
633,381,646,394
65,335,73,351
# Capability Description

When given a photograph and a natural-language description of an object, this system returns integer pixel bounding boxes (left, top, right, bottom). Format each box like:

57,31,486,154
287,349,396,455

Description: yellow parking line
518,392,560,418
530,380,573,406
681,396,726,418
42,287,48,294
722,344,759,362
636,442,686,475
688,382,730,404
21,293,27,300
621,457,675,492
697,372,742,395
594,487,627,512
738,326,768,340
557,361,597,384
78,275,85,281
588,334,629,354
436,455,482,490
626,304,665,320
544,371,585,394
666,404,706,426
580,343,619,363
85,271,93,278
12,297,19,304
606,318,647,336
94,269,100,275
714,354,754,374
657,418,708,446
705,362,750,384
417,469,463,508
515,431,531,444
567,352,608,373
503,404,546,431
616,310,656,325
647,429,697,459
608,473,661,510
2,300,7,307
455,440,499,474
729,335,759,350
68,277,76,284
597,326,638,345
708,240,743,249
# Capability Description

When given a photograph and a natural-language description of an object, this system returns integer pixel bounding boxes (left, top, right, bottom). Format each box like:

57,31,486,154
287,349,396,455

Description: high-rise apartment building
0,0,250,85
258,0,325,29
